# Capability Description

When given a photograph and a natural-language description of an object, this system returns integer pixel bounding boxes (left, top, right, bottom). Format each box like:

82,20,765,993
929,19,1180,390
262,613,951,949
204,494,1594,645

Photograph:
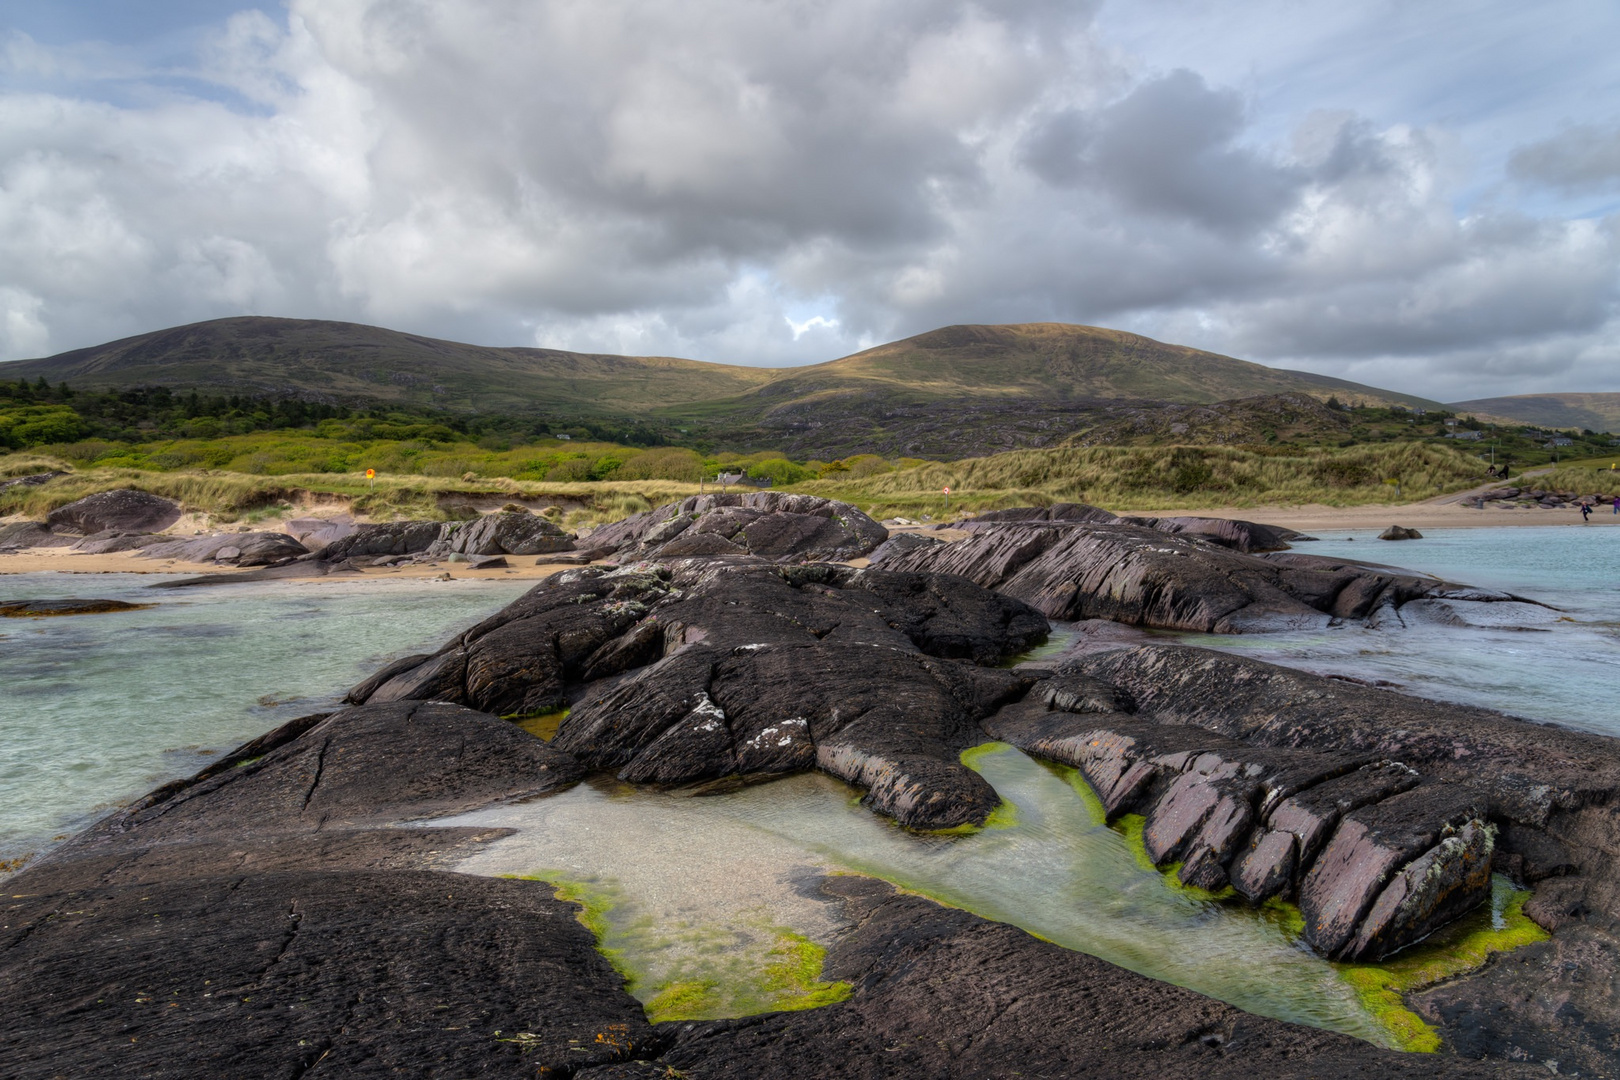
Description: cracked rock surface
588,491,889,562
348,559,1047,829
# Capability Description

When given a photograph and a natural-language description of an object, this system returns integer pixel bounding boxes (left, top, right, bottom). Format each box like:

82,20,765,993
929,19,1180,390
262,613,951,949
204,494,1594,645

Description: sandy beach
0,546,590,580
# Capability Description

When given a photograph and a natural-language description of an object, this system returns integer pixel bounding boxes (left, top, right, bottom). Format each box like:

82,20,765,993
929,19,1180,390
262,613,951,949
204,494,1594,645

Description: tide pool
0,572,530,864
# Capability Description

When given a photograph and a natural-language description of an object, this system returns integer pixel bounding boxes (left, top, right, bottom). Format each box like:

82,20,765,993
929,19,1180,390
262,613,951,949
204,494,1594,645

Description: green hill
0,317,774,415
1448,393,1620,432
0,318,1436,457
663,323,1434,422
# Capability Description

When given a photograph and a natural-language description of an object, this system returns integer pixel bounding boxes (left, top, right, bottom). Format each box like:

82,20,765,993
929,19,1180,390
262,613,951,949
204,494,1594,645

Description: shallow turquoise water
0,572,529,862
1178,526,1620,736
440,743,1389,1043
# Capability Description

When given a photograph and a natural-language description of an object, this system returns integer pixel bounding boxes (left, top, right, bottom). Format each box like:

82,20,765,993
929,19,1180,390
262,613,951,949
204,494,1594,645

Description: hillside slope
2,318,1433,448
1449,392,1620,432
669,324,1435,421
0,317,774,414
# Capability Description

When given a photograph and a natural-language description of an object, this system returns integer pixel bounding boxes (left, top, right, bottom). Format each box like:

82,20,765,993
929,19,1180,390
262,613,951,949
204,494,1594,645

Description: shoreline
0,547,592,579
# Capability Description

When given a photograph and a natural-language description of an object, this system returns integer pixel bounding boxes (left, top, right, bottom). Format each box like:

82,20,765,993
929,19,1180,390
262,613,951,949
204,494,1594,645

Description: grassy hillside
798,441,1487,520
669,324,1438,424
0,317,774,416
1448,393,1620,432
3,319,1432,452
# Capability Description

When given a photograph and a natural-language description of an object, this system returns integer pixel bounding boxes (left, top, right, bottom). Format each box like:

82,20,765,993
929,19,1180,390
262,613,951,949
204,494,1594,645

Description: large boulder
346,559,1048,829
317,520,448,561
138,532,308,566
442,510,574,556
46,489,181,535
591,492,888,563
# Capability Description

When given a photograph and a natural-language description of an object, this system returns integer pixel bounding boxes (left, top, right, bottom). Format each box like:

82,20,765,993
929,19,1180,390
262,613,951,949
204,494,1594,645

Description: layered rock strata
883,517,1538,631
587,492,888,562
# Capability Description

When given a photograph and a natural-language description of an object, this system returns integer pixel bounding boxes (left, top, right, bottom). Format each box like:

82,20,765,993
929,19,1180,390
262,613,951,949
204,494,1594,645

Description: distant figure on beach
1582,502,1592,522
1613,495,1619,515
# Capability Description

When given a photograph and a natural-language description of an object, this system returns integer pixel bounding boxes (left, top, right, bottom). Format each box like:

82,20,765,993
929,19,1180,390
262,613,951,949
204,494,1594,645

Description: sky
0,0,1616,402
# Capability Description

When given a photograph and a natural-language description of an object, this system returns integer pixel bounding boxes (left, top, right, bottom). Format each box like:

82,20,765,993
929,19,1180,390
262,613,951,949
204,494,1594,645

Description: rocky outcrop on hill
45,488,181,534
882,518,1529,632
588,492,888,563
346,559,1046,829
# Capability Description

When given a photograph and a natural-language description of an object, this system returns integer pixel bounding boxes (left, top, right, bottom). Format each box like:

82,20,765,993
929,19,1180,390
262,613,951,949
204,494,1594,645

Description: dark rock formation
963,503,1309,553
45,488,182,535
0,598,150,617
863,529,942,565
645,875,1524,1080
1117,514,1311,553
967,502,1121,525
0,520,70,550
317,520,447,561
137,531,309,566
981,639,1620,987
882,519,1509,632
439,511,574,556
1380,525,1424,540
589,492,888,562
346,559,1047,829
1,723,1527,1080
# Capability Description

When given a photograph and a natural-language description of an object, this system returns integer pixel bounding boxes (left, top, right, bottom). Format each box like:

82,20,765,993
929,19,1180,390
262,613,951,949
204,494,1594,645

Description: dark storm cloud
1022,71,1304,234
1509,124,1620,192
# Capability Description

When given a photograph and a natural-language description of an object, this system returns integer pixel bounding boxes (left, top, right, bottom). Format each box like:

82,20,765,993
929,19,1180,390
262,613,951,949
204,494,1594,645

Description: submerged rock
0,598,150,617
46,489,181,535
1380,525,1424,540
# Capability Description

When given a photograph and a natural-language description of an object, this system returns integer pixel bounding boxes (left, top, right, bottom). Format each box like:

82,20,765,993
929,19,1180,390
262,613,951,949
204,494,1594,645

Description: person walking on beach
1582,501,1593,522
1613,494,1619,515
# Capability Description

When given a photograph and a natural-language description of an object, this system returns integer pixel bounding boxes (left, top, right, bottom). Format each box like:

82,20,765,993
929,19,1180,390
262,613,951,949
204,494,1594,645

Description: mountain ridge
1,316,1439,431
1448,392,1620,432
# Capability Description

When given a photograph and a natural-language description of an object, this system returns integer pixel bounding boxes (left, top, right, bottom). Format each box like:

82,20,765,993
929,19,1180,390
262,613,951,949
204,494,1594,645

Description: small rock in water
1378,525,1423,540
0,598,150,617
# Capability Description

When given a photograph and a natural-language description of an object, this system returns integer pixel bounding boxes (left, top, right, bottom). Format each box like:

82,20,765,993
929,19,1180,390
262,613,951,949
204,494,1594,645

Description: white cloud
0,0,1614,400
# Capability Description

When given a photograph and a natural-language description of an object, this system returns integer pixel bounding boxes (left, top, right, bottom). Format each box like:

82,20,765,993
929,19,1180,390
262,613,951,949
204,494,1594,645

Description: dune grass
797,441,1487,519
0,454,702,527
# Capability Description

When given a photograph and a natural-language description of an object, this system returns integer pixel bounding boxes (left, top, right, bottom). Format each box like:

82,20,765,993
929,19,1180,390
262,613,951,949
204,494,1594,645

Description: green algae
1334,876,1549,1053
508,707,569,741
929,742,1022,835
1050,769,1549,1053
514,871,850,1024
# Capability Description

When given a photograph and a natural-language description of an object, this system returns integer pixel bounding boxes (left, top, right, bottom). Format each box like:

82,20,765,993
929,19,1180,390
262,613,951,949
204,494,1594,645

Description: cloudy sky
0,0,1616,400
